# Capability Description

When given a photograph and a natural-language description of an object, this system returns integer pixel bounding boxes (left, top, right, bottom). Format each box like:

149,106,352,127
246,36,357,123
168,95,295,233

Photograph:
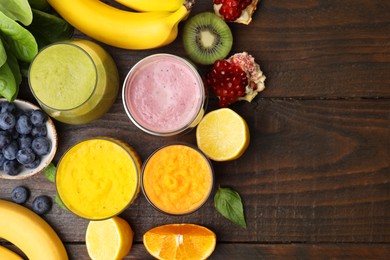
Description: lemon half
196,108,250,161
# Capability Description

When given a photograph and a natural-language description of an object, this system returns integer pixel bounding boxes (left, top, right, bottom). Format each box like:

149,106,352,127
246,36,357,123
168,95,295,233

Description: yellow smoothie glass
142,143,214,215
28,39,119,124
56,137,141,220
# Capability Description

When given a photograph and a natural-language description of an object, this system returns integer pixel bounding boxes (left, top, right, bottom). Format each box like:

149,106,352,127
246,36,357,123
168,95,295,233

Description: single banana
47,0,194,50
0,245,23,260
0,200,68,260
114,0,185,12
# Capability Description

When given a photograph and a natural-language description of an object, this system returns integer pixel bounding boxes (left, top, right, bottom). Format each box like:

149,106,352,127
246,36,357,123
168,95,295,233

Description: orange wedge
143,224,216,260
86,216,134,260
196,108,250,161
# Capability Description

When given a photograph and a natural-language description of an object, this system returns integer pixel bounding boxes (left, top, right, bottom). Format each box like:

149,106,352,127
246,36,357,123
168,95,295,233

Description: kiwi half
183,12,233,65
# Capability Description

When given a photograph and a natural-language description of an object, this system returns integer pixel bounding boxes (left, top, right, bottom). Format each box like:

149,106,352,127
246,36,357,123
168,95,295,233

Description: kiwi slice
183,12,233,65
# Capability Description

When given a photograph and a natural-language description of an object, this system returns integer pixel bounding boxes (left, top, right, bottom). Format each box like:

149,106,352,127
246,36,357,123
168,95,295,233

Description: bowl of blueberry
0,99,57,179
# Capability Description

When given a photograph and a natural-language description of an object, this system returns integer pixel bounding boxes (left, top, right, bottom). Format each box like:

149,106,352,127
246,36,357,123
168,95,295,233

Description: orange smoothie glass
142,143,214,215
56,137,141,220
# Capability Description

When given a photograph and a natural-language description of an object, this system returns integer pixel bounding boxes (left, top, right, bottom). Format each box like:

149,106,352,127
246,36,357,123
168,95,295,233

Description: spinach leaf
43,162,56,183
0,61,17,101
27,9,74,49
0,39,6,67
0,10,38,62
6,51,22,86
214,186,247,228
28,0,50,11
55,194,68,210
0,0,33,26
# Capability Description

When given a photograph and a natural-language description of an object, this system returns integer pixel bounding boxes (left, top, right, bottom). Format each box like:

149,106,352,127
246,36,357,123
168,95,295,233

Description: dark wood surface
1,0,390,259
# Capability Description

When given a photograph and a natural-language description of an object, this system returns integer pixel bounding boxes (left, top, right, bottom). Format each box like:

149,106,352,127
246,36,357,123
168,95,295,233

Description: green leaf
6,51,22,86
214,186,247,228
28,0,50,11
0,10,38,62
0,39,6,67
43,162,56,182
54,194,68,211
26,9,74,49
0,61,17,101
0,0,33,26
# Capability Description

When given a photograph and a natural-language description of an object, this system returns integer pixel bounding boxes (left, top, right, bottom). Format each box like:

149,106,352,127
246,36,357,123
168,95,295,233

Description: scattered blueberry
32,195,52,215
11,186,30,204
30,110,48,126
0,112,16,130
18,135,33,149
3,141,18,160
16,148,36,165
32,137,51,156
25,157,41,169
0,131,12,149
31,125,47,137
15,115,32,135
3,160,21,176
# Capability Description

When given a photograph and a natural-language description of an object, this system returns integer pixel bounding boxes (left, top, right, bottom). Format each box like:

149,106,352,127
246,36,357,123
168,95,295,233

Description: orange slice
143,224,216,260
86,216,134,260
196,108,250,161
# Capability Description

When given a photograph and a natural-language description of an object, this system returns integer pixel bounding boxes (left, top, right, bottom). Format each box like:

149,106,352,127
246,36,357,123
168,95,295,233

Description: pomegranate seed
206,59,249,107
217,0,251,22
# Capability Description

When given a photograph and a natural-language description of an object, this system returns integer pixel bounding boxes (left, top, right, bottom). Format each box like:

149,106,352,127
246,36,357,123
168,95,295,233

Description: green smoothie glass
28,39,119,124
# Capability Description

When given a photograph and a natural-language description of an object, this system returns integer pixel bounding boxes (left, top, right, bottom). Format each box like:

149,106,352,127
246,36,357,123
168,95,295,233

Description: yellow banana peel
0,245,23,260
47,0,194,50
0,200,68,260
114,0,186,12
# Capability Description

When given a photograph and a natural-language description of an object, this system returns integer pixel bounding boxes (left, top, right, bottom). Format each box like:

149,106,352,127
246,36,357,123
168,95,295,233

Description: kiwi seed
182,12,233,65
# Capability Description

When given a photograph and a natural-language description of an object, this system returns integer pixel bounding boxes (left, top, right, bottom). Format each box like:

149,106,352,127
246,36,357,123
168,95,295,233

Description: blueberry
0,153,6,167
18,135,32,149
16,148,36,165
0,101,16,114
3,160,21,176
11,186,30,204
0,112,16,130
25,157,40,169
15,115,32,135
7,127,19,139
32,195,52,215
23,109,34,118
30,110,48,126
3,141,18,160
31,137,51,156
0,131,12,149
31,125,47,137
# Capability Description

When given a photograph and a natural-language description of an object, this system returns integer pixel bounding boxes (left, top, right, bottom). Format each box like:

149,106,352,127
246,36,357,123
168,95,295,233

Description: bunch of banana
47,0,195,50
0,200,68,260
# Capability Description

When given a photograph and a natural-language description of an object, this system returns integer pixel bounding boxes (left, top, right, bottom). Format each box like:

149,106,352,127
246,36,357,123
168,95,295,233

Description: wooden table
1,0,390,259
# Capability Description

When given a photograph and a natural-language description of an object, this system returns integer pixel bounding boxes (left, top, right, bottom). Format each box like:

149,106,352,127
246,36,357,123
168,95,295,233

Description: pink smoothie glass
122,54,206,136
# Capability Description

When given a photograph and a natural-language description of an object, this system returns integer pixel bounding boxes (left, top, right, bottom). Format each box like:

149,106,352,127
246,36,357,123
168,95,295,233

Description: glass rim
28,41,98,112
55,137,140,220
122,53,207,137
141,142,214,216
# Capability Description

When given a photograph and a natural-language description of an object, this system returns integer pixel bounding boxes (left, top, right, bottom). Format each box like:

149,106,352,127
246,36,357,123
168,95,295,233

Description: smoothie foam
124,54,204,134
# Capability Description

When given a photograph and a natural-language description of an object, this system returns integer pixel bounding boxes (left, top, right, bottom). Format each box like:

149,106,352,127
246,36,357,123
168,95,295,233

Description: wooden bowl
0,99,58,180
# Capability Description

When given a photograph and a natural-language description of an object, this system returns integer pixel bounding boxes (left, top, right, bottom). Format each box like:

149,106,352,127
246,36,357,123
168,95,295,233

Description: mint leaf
214,186,247,228
43,163,56,182
54,194,67,211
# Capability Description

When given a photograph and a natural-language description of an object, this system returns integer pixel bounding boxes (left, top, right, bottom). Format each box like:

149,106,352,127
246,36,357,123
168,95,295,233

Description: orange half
143,224,216,260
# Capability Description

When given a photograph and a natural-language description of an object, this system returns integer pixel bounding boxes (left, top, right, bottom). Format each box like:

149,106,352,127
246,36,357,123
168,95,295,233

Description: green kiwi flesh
183,12,233,65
